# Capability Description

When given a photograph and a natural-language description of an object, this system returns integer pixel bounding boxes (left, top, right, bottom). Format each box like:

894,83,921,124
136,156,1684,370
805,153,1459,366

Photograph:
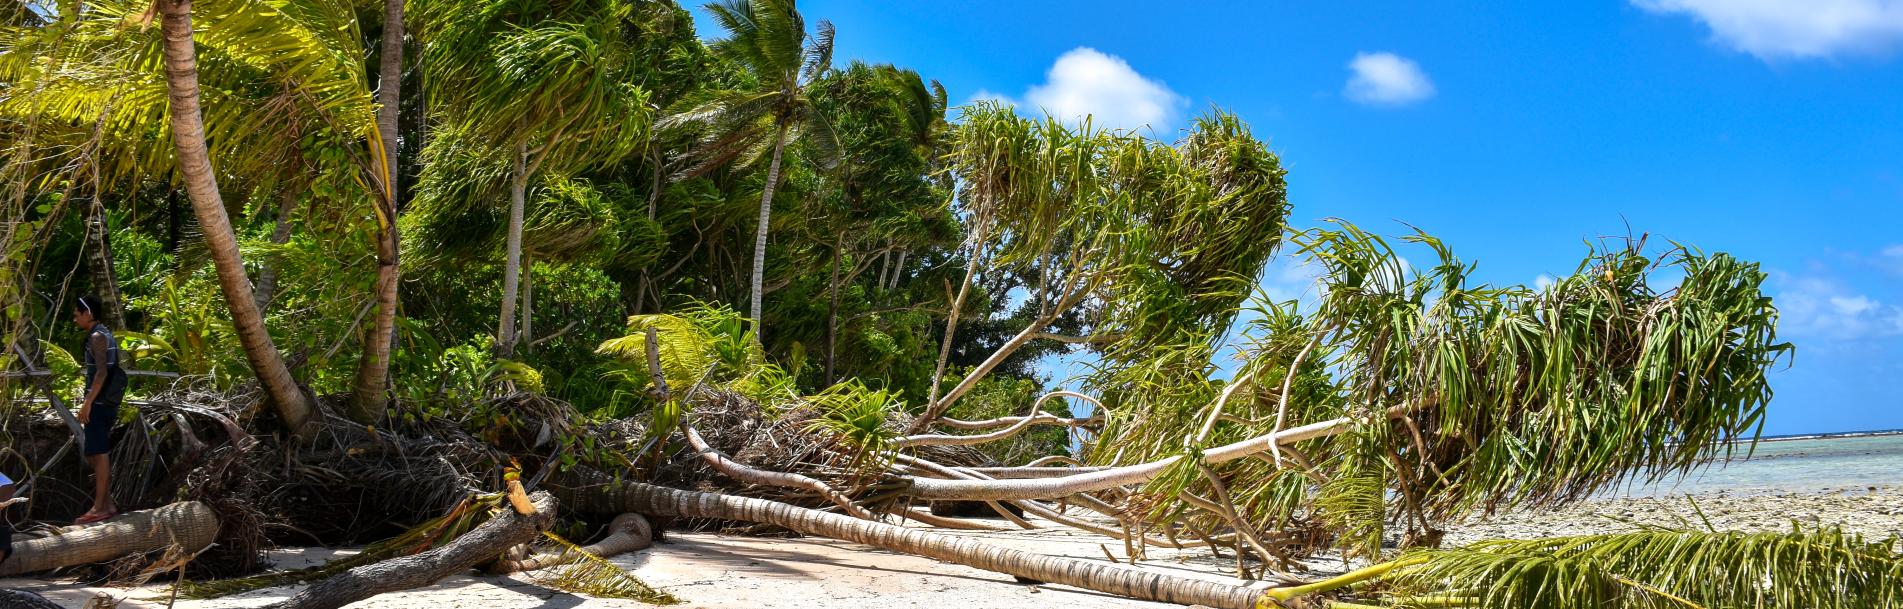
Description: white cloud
1343,52,1436,106
1535,274,1558,290
1775,275,1903,341
1877,244,1903,276
1260,257,1326,307
1632,0,1903,61
984,47,1186,132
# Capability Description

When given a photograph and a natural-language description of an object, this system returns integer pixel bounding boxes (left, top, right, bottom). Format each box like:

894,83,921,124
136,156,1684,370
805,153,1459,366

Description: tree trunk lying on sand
490,512,652,574
261,492,556,609
552,471,1276,609
0,501,219,576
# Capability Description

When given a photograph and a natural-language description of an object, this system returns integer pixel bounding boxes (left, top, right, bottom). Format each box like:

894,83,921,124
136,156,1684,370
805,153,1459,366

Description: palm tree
5,0,414,426
157,0,314,433
348,0,406,421
663,0,841,338
413,0,651,358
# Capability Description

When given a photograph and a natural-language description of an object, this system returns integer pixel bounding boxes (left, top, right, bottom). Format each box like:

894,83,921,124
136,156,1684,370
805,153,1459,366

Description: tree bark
823,231,843,383
347,0,405,423
912,311,1054,432
263,492,557,609
551,473,1267,609
915,218,986,434
0,502,219,576
887,250,906,292
498,141,527,358
749,123,789,339
159,0,313,435
521,255,533,353
253,185,297,311
83,197,124,329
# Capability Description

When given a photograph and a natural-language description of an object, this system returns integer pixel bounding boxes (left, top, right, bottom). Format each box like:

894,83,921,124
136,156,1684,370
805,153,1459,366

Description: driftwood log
0,501,219,576
260,492,556,609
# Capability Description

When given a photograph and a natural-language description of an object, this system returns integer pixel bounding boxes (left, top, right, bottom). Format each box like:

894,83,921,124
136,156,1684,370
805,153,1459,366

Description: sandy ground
4,486,1899,609
1,517,1272,609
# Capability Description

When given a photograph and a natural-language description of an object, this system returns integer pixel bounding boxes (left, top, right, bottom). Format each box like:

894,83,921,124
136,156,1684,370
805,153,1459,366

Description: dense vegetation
3,0,1895,608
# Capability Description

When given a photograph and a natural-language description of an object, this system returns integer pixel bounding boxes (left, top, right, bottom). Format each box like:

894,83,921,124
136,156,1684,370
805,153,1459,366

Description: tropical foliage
1,0,1867,607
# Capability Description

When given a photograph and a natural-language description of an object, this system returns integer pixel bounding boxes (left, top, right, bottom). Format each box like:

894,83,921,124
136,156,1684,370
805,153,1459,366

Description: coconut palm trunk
159,0,313,434
83,197,124,328
347,0,405,422
553,473,1268,609
498,141,527,357
748,123,789,335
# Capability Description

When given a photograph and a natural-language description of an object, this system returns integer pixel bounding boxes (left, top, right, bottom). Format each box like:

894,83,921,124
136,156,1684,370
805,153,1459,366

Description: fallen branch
903,403,1422,501
895,412,1079,447
681,424,874,519
262,492,557,609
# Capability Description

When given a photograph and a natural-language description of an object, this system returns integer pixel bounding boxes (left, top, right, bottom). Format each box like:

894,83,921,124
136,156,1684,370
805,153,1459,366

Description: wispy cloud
1876,244,1903,276
1632,0,1903,61
976,47,1186,133
1343,52,1436,106
1774,274,1903,341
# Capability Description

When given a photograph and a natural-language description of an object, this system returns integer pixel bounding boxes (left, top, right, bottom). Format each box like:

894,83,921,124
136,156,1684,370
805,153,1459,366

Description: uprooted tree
2,0,1898,608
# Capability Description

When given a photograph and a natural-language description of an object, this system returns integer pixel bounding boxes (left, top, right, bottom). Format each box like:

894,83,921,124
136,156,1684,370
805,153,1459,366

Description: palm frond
527,531,679,604
1376,527,1903,609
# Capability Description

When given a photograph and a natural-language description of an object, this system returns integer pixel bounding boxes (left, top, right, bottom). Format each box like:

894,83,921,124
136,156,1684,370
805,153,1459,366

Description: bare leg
86,454,114,516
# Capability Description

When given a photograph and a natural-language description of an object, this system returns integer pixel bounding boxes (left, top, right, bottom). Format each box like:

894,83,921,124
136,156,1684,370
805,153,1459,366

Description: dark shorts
83,401,118,456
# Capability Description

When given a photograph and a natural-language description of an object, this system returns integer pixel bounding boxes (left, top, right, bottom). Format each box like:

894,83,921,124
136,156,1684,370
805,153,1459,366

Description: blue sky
696,1,1903,435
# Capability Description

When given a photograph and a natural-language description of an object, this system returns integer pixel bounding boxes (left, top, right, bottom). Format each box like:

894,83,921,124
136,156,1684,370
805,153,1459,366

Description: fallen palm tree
0,501,219,576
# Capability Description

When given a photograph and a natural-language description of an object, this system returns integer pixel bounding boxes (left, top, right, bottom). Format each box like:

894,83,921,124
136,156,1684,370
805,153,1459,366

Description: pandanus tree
602,222,1833,608
909,104,1291,432
412,0,651,358
662,0,841,338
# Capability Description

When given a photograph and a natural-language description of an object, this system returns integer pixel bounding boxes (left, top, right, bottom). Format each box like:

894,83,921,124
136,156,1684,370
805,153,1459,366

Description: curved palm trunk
347,0,405,422
553,473,1268,609
159,0,313,435
498,142,527,358
749,123,789,337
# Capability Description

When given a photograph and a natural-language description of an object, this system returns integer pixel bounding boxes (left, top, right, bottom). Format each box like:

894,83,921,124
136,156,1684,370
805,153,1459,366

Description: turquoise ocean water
1609,433,1903,497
